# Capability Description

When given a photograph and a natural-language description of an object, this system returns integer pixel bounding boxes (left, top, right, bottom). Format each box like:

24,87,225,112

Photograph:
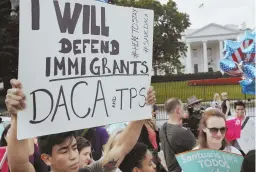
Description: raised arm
5,79,35,172
101,87,155,171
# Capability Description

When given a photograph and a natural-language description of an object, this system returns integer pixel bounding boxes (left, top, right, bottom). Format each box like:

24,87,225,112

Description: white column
219,40,223,58
218,40,224,71
186,43,192,73
203,41,208,72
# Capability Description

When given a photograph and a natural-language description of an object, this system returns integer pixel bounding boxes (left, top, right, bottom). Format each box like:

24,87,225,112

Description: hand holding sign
5,79,26,116
146,87,155,106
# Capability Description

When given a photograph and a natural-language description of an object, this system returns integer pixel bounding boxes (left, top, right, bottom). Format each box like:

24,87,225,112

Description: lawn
152,81,255,104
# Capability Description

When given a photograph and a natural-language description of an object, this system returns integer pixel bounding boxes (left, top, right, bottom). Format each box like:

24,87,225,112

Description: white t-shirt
193,145,242,155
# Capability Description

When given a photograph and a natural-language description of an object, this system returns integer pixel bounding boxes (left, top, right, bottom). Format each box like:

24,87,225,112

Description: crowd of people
0,79,255,172
183,92,246,139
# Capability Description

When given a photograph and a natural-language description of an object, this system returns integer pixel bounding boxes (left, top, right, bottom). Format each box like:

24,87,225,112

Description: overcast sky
159,0,255,29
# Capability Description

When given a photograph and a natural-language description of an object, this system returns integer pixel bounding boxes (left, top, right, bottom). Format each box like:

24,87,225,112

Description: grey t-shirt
79,160,115,172
159,123,196,172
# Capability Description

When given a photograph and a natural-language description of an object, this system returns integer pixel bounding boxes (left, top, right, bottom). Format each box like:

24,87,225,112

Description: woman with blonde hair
211,93,221,110
194,109,241,154
221,92,231,117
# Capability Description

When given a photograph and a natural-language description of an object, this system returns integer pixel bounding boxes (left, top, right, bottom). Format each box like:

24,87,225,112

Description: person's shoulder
98,127,107,131
160,122,169,131
230,146,242,155
171,126,194,140
176,125,190,133
161,123,189,134
224,146,242,155
160,123,165,130
177,127,195,142
180,126,191,134
98,127,108,135
193,146,199,150
163,123,183,132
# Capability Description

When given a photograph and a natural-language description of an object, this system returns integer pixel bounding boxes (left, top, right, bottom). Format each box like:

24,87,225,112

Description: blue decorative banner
176,149,244,172
220,30,256,95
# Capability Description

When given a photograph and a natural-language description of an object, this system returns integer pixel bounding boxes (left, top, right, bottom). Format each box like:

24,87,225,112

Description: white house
181,23,246,74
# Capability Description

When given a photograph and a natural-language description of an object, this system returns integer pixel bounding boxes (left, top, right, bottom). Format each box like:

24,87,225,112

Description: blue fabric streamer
240,79,255,95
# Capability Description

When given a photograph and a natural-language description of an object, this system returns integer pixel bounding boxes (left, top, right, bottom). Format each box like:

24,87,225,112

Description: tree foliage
0,0,19,95
114,0,190,75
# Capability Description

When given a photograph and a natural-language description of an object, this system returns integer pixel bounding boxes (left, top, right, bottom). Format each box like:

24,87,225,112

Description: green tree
0,0,19,95
114,0,190,75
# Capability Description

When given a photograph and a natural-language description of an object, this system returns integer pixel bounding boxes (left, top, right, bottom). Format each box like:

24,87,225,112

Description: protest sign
237,117,255,154
225,118,241,142
176,149,243,172
18,0,154,139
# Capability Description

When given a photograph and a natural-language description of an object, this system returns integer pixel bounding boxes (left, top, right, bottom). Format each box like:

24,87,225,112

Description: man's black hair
119,143,148,172
234,101,245,109
76,136,91,153
38,131,76,155
0,124,11,146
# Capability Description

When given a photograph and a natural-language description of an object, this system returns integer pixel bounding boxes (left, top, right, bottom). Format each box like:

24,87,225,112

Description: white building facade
182,23,244,74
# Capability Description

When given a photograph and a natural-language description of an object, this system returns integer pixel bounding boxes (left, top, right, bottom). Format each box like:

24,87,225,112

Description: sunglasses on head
207,127,227,135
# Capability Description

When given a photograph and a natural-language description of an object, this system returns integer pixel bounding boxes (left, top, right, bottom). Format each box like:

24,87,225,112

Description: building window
207,48,212,57
193,49,198,57
208,67,213,72
194,64,198,73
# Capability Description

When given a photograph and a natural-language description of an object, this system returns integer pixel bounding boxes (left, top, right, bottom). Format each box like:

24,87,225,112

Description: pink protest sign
0,147,8,172
226,118,242,142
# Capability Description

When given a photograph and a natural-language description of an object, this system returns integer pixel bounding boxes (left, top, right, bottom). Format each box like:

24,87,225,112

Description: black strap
241,117,250,129
163,122,181,171
219,144,225,150
163,122,177,154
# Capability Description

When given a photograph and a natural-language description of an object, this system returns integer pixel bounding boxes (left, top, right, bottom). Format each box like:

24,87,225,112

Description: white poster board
18,0,154,139
237,117,255,154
